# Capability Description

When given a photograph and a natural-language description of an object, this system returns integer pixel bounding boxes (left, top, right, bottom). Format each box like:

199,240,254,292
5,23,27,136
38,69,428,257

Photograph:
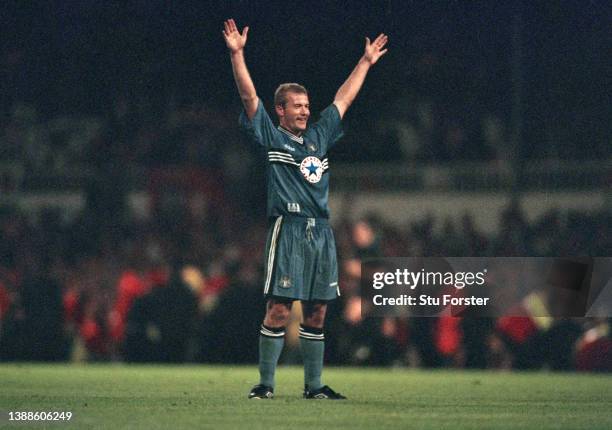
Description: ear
275,104,284,118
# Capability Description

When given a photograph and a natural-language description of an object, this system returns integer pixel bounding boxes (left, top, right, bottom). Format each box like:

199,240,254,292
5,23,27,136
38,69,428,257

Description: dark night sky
1,0,610,156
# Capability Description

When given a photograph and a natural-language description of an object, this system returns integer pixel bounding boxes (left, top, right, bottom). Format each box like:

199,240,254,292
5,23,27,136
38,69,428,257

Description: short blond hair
274,83,308,107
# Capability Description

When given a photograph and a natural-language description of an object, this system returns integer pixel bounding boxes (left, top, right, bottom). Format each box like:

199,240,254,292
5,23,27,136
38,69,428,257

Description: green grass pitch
0,364,610,429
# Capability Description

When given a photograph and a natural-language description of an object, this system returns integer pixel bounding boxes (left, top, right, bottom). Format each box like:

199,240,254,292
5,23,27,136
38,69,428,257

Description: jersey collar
277,126,304,144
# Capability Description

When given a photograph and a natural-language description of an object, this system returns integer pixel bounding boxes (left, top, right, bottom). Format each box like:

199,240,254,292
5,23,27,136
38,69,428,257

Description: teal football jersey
239,100,343,218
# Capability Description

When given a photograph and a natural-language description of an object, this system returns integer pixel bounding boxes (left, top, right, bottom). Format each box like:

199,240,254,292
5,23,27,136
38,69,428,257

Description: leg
263,297,293,328
300,301,327,390
302,301,327,329
252,297,292,398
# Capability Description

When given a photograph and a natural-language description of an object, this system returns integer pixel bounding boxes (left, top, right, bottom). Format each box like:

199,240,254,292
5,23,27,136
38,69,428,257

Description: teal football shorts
263,215,339,301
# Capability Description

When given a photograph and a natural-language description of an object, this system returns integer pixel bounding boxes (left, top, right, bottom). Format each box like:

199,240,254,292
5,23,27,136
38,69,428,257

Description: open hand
363,34,388,65
223,19,249,53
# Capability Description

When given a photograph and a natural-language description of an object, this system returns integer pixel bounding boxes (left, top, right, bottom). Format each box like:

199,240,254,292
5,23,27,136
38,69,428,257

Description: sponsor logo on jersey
300,156,324,184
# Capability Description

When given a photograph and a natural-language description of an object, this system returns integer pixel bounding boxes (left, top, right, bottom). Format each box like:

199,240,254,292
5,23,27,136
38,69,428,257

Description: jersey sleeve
311,104,344,150
239,98,277,148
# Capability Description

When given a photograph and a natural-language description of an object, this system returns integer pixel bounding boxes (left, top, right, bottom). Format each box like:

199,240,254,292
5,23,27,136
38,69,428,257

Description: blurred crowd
2,91,610,190
0,100,251,187
0,198,610,371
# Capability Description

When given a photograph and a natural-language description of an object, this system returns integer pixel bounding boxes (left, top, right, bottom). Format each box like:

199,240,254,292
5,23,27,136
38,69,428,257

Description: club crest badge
279,276,292,288
307,143,317,152
300,156,324,184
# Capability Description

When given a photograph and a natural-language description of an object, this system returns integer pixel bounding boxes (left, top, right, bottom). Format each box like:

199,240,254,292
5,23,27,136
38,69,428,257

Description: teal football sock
299,325,325,390
258,325,285,388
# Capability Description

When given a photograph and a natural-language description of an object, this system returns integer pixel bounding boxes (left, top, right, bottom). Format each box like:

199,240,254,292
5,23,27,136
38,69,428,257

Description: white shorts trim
264,216,283,295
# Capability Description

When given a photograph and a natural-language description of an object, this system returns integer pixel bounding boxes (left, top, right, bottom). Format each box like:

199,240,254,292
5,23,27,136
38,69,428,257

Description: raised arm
333,34,388,119
223,19,258,119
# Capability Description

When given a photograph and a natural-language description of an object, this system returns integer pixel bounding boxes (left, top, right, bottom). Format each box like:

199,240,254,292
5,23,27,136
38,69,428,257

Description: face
276,92,310,135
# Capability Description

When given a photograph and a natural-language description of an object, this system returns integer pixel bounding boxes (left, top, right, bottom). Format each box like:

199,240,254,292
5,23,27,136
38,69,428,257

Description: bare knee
263,299,292,328
302,302,327,329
